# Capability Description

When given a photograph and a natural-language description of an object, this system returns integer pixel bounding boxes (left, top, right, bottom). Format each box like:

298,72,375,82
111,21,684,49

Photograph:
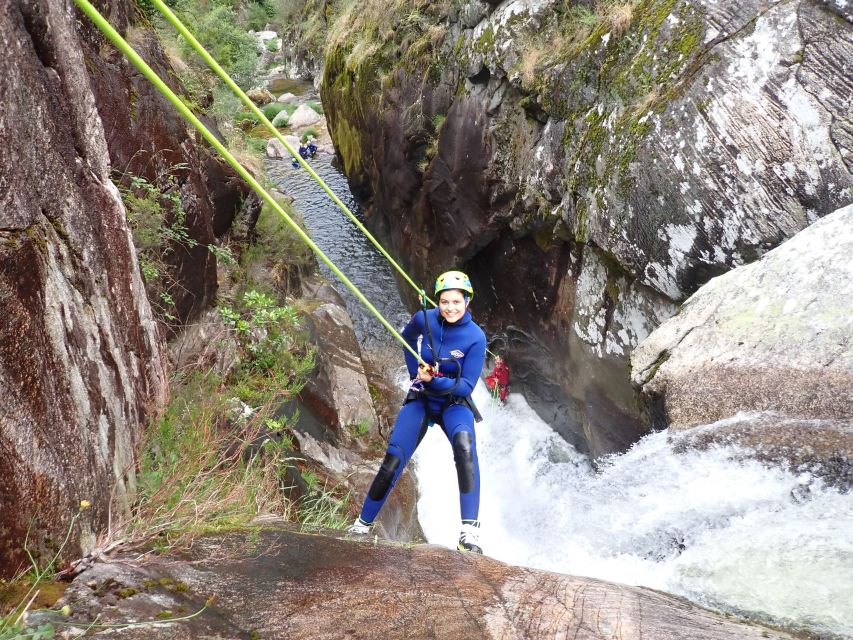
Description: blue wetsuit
359,307,487,525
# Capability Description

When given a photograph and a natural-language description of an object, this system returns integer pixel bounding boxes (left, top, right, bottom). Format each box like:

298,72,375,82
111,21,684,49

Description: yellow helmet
434,270,474,300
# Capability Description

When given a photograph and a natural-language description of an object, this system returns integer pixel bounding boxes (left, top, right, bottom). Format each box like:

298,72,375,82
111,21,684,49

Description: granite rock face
318,0,853,455
51,526,795,639
83,2,256,327
631,204,853,439
0,0,168,576
0,0,254,576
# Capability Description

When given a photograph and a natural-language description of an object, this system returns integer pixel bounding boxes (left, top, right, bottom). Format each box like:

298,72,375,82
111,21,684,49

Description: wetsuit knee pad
368,450,402,501
452,432,475,494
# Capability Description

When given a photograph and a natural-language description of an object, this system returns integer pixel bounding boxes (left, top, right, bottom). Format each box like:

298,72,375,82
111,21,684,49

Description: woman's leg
440,403,480,522
358,400,429,524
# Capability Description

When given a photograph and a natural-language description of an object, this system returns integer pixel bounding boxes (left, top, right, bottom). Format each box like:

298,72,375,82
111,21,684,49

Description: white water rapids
413,382,853,638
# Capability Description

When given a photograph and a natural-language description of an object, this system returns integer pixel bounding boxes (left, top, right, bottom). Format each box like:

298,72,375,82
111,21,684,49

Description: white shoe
457,521,482,554
347,517,372,535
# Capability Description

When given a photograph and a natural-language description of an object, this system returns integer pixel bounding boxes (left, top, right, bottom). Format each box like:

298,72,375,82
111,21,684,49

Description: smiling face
438,289,468,323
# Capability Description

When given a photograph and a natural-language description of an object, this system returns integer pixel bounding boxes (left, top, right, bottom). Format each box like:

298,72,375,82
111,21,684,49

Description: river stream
268,156,853,639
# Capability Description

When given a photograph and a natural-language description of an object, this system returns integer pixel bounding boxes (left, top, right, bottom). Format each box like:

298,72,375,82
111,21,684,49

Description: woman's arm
400,312,423,379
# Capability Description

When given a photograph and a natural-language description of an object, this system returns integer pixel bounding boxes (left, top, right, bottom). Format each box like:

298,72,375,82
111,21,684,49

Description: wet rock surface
669,414,853,488
53,525,796,639
319,0,853,456
0,0,256,575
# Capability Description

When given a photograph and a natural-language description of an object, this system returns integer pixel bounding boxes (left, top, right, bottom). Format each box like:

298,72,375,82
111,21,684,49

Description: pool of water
265,156,412,349
267,77,314,96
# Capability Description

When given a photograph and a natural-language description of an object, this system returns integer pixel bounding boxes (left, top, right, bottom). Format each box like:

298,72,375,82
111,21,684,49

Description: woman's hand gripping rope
417,363,443,383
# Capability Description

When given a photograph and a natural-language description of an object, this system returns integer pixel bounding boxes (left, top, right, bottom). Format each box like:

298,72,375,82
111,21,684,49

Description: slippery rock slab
54,526,795,639
670,414,853,485
632,204,853,431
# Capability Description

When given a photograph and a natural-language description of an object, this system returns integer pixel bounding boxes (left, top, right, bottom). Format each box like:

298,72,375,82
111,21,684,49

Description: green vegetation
0,505,89,638
300,127,320,142
346,419,371,438
135,0,290,159
138,0,265,89
112,182,348,553
265,37,280,53
116,166,236,326
261,102,292,120
117,166,195,324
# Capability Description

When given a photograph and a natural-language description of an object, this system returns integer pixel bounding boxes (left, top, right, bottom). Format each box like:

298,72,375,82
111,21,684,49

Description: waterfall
413,383,853,638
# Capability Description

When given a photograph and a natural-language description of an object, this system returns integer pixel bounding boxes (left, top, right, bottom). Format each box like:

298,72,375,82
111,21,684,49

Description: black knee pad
452,432,475,494
368,452,402,501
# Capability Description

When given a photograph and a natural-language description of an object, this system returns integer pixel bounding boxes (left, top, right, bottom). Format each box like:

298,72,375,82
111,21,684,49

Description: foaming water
266,157,410,348
413,382,853,638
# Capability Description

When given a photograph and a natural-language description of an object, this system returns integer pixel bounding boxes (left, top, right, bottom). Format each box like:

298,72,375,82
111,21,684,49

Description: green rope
149,0,499,360
148,0,436,308
73,0,427,366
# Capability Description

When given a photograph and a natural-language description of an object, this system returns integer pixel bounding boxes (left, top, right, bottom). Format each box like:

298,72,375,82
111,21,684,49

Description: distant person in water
306,135,318,158
347,271,487,554
291,142,310,168
485,355,510,404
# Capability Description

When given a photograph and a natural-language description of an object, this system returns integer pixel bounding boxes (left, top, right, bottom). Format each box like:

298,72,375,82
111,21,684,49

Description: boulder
0,0,168,577
297,278,378,442
246,87,276,105
277,91,298,103
282,134,301,151
254,30,278,43
266,135,300,159
287,103,322,129
51,526,796,639
631,204,853,438
458,0,490,28
271,109,289,127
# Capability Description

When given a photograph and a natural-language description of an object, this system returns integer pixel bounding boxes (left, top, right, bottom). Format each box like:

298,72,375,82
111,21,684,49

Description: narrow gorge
1,0,851,638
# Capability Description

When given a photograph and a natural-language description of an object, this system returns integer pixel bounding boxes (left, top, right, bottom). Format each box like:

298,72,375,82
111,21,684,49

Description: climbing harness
72,0,428,368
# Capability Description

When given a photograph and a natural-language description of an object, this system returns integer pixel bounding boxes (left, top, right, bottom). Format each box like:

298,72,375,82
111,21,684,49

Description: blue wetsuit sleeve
427,329,486,397
401,313,422,378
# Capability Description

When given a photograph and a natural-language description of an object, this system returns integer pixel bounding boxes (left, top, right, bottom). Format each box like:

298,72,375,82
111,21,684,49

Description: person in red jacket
485,355,510,403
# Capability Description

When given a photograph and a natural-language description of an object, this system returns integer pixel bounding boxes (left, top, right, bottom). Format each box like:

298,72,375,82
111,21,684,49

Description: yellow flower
80,500,91,510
